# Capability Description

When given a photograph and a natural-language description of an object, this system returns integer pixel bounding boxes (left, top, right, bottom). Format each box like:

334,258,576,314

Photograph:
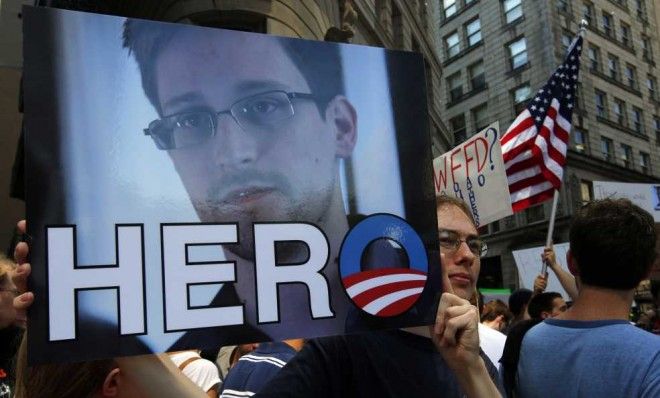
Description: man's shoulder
525,318,660,350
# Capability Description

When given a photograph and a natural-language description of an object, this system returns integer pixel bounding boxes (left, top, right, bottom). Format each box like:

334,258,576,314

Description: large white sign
593,181,660,222
512,243,571,300
432,122,512,226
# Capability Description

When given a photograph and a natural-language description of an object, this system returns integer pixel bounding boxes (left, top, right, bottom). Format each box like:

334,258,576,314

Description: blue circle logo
339,214,428,317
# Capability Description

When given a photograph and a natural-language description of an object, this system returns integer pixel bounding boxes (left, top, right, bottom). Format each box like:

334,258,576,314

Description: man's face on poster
151,31,356,259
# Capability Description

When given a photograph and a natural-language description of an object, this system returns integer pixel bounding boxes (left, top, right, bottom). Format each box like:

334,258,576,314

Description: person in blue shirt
517,198,660,398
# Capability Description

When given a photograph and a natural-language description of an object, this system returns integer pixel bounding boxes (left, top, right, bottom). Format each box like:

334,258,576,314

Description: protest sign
512,243,571,300
23,7,440,363
432,123,512,226
593,181,660,222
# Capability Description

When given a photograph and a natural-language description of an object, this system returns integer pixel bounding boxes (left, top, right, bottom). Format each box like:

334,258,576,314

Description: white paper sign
512,243,571,300
593,181,660,222
432,122,512,226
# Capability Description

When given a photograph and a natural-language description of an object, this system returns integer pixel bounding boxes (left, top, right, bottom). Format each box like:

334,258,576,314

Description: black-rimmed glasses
438,229,488,257
143,90,316,150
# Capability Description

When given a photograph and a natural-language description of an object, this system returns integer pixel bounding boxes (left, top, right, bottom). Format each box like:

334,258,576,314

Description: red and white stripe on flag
500,35,583,212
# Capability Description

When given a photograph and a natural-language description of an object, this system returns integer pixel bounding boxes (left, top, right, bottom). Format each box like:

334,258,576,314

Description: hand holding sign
431,269,501,397
12,220,33,328
432,266,481,371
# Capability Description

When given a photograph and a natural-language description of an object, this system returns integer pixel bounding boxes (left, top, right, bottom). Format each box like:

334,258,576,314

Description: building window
557,0,570,13
573,129,588,153
468,60,486,91
620,22,631,48
612,98,626,125
503,0,523,24
582,1,594,25
607,54,619,80
624,64,637,89
654,117,660,144
508,37,528,70
513,84,531,115
601,136,614,161
631,107,644,134
472,103,489,132
525,205,545,224
443,0,457,19
602,12,613,38
447,72,463,102
636,0,647,20
445,31,461,58
621,143,633,168
640,151,651,174
648,76,658,101
580,180,593,203
642,36,652,61
466,18,482,47
595,90,607,118
588,45,600,71
450,114,467,144
561,33,572,54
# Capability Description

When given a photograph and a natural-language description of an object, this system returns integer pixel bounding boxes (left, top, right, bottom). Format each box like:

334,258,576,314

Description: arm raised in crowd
541,246,578,301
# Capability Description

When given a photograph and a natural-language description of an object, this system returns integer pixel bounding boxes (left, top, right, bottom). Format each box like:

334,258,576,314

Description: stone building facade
436,0,660,289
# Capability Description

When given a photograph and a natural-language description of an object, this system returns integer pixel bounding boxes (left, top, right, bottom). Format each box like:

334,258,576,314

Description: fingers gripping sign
432,262,481,371
13,220,34,327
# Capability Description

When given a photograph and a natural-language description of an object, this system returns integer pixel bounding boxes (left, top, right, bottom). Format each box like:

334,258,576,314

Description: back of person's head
527,292,562,319
570,199,656,290
14,334,116,398
481,299,513,322
508,289,533,319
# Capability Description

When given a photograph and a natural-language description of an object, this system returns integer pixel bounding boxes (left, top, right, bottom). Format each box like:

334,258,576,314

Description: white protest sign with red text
432,122,512,226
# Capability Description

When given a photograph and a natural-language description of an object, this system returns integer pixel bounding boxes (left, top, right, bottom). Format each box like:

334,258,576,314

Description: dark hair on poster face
122,19,345,117
570,198,656,290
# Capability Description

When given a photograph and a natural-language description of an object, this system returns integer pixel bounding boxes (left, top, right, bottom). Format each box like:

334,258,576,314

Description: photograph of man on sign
24,7,438,363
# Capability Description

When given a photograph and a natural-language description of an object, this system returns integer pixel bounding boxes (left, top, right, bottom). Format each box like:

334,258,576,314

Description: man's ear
494,314,504,328
540,311,550,320
566,249,579,276
100,368,121,397
325,96,357,158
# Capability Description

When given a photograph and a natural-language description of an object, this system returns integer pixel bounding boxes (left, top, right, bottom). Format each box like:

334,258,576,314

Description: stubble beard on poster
192,180,336,262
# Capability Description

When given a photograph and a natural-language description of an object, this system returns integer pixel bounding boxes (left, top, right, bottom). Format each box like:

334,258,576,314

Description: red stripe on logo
342,268,426,288
350,279,427,308
377,294,422,317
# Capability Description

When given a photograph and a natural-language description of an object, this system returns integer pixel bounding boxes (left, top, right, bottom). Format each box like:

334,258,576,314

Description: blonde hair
0,254,16,285
436,195,477,228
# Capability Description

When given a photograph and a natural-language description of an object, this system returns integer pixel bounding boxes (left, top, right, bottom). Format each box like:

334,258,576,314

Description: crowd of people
0,198,658,397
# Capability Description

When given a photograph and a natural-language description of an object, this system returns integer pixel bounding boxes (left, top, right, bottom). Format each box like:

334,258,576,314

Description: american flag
501,35,583,212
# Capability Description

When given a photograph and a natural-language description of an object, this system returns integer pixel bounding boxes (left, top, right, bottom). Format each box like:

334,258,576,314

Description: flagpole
541,19,588,276
542,190,560,276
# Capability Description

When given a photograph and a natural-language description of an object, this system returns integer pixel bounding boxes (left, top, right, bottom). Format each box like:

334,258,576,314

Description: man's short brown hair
436,195,477,228
570,198,656,290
